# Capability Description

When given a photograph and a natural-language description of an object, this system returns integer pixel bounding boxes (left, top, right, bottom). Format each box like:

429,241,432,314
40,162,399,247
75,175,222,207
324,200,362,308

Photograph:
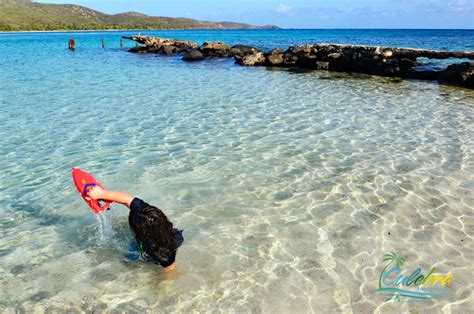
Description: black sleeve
130,197,150,212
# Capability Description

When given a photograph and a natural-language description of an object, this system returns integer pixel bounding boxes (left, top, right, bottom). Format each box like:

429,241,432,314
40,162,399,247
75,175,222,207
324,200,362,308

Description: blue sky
37,0,474,29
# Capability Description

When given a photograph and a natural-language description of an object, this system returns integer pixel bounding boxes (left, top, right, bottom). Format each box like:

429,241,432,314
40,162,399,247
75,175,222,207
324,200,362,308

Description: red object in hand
71,167,112,214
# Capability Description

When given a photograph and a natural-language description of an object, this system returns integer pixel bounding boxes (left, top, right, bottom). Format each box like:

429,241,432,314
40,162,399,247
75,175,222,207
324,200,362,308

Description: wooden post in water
68,38,75,50
102,37,105,48
120,37,123,48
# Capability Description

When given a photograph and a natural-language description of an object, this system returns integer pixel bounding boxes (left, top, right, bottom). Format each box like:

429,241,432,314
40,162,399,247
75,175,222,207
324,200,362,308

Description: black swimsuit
124,198,184,267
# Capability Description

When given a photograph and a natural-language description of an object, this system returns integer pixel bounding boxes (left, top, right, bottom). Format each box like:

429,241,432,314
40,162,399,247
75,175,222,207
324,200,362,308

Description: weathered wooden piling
102,37,105,48
120,37,123,48
68,38,75,50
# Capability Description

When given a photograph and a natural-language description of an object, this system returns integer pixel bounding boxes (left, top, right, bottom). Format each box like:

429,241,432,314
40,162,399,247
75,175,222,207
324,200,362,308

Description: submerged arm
87,186,134,208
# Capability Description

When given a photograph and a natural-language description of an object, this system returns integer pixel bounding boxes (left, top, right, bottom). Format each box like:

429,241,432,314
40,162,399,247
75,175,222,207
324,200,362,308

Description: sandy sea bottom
0,51,473,312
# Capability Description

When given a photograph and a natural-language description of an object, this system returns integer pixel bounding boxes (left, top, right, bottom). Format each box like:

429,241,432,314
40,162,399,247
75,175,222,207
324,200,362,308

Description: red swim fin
71,167,112,214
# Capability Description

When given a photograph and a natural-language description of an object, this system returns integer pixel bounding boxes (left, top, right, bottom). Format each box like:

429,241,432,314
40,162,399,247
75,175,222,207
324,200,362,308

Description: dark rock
128,46,142,53
288,45,303,54
316,45,339,59
182,49,205,61
295,54,318,69
199,41,230,57
327,52,342,60
375,47,394,58
230,45,261,59
315,61,329,70
30,291,49,302
265,48,284,66
237,52,266,66
124,35,196,55
147,47,161,54
406,69,440,81
283,48,299,66
450,51,465,58
267,54,284,66
438,62,474,88
161,45,175,55
399,58,418,72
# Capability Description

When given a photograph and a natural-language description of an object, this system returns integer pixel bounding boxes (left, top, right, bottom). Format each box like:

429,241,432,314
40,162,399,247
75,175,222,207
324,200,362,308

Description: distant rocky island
0,0,279,31
123,35,474,89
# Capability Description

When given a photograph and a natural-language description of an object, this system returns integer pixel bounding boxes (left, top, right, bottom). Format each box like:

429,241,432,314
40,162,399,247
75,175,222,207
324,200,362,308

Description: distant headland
0,0,279,32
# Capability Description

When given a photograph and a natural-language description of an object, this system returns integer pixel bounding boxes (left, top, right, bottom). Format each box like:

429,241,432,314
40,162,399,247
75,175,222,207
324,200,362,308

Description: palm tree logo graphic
373,252,453,302
378,251,405,289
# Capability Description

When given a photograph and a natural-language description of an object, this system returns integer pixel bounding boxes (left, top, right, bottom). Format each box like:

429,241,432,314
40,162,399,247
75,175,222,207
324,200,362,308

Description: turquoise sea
1,29,473,312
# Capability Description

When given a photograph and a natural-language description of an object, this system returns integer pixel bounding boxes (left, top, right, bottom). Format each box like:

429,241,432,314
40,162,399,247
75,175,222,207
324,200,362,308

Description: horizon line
1,28,473,34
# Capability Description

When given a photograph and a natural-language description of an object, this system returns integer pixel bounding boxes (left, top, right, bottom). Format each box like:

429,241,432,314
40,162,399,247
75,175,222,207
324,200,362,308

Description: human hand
85,185,105,201
84,188,132,208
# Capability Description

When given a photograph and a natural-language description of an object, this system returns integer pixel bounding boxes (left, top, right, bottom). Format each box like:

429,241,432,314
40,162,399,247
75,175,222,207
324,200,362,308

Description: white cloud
275,4,294,15
436,0,474,13
393,0,474,13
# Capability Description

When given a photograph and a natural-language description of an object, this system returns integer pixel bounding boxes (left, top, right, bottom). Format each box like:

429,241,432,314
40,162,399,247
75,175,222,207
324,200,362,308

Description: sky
36,0,474,29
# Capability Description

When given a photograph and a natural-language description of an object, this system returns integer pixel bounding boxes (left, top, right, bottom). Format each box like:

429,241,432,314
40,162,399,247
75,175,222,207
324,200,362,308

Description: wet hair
128,205,177,266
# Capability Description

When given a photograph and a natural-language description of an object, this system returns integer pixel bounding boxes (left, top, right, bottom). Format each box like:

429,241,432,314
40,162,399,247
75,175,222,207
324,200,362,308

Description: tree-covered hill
0,0,279,31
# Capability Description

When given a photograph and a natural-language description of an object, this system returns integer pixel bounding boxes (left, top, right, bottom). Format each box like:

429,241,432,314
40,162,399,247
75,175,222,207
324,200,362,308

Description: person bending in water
86,186,183,272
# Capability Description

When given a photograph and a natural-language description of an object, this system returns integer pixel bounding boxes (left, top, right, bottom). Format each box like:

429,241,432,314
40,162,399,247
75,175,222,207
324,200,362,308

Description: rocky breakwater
123,35,197,54
123,35,261,61
237,44,474,88
183,41,231,61
123,36,474,88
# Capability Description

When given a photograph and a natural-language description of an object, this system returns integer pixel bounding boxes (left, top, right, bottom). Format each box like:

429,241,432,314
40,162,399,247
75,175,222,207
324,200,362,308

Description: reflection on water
0,31,473,312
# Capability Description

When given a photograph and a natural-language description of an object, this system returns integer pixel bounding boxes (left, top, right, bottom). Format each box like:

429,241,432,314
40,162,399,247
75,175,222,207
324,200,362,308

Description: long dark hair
128,205,176,264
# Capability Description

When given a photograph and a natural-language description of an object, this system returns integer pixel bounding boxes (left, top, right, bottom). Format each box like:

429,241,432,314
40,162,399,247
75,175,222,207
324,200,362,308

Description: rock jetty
123,35,197,54
123,36,474,89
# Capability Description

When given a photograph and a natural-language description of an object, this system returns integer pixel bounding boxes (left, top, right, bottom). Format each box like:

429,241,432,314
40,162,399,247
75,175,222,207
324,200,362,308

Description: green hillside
0,0,279,31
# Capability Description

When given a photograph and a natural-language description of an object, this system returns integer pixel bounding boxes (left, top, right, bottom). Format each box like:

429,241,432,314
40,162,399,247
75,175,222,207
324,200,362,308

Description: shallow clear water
0,30,473,312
